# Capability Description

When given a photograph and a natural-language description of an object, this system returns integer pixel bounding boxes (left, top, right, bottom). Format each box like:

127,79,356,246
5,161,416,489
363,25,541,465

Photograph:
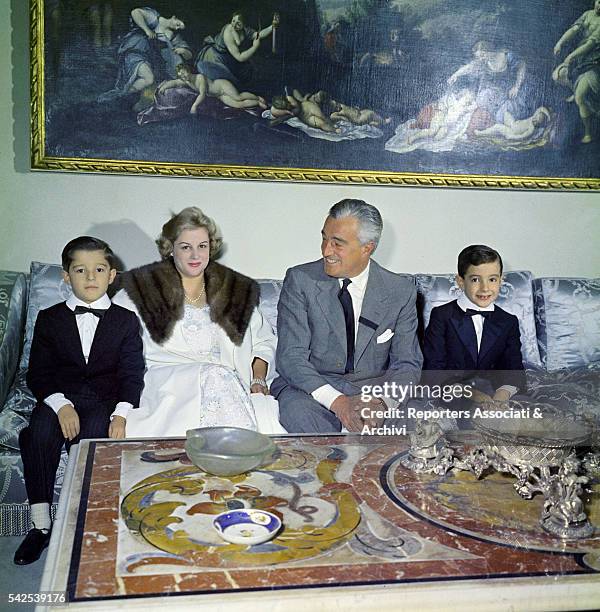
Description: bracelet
250,378,267,388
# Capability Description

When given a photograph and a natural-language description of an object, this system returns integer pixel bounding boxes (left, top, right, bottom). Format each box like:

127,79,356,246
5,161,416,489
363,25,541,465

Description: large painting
30,0,600,190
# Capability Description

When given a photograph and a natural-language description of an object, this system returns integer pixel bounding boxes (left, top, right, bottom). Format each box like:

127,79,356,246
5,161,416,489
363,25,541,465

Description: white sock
30,503,51,532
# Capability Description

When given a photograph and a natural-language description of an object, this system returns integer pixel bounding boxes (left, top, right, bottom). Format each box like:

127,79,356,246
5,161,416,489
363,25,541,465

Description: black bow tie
73,305,107,319
465,308,491,319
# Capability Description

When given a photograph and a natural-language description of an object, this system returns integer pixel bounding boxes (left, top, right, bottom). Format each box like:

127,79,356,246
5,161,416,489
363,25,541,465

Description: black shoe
14,528,51,565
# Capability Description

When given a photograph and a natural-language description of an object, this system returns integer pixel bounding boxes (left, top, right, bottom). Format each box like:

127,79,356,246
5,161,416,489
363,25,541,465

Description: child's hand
109,415,127,439
57,404,80,440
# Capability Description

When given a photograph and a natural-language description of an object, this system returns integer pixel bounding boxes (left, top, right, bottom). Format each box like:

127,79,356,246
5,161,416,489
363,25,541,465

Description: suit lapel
478,310,502,366
315,278,347,353
449,304,478,366
87,305,114,368
355,264,386,363
60,304,87,367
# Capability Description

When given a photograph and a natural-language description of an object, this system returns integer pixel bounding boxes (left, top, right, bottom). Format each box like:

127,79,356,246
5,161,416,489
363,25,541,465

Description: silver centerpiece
402,400,599,540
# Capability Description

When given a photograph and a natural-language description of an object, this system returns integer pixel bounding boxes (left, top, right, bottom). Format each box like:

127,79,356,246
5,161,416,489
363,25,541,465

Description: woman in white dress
112,207,281,437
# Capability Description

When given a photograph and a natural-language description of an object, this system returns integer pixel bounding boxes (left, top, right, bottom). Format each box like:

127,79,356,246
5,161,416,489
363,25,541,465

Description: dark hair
457,244,503,277
61,236,116,272
328,198,383,249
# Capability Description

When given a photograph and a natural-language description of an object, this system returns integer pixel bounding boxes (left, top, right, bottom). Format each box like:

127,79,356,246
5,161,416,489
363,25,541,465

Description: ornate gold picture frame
30,0,600,190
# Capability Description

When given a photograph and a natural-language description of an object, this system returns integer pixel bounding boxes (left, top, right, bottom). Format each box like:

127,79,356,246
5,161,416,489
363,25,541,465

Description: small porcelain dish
213,509,282,545
185,427,277,476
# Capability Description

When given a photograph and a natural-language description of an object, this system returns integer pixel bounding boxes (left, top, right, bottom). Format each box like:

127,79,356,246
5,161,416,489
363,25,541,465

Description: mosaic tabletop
55,435,600,605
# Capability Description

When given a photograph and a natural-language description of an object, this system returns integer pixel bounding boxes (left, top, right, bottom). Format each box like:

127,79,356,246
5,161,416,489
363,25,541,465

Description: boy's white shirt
44,294,132,420
456,294,517,398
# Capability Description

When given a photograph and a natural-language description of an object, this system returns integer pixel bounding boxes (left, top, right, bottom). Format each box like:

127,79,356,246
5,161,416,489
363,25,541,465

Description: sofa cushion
526,366,600,424
256,279,283,335
0,263,68,450
0,272,27,409
18,262,72,372
0,372,35,450
533,277,600,371
415,271,542,369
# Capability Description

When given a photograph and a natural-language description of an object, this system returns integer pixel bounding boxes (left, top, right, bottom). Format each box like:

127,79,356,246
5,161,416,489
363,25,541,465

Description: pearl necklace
184,283,206,304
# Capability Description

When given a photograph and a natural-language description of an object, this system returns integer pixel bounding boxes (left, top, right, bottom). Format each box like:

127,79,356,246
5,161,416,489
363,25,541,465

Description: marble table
38,434,600,611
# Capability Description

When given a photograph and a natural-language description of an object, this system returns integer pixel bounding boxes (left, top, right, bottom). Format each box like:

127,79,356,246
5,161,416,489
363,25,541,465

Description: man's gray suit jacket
271,259,423,404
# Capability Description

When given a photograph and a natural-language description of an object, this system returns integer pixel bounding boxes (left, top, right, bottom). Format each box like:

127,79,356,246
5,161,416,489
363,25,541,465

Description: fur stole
114,259,259,346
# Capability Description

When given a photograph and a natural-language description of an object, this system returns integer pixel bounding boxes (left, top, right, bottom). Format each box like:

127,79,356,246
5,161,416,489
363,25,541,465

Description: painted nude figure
270,90,340,133
553,0,600,143
474,107,551,140
330,101,391,127
159,63,267,113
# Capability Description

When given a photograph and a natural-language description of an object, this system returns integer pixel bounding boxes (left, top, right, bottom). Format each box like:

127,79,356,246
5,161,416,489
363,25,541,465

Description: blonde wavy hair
156,207,223,259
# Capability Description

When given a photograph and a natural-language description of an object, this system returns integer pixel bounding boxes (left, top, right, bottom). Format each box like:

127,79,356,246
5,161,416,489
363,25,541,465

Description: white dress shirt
312,262,370,410
456,294,517,398
44,294,132,420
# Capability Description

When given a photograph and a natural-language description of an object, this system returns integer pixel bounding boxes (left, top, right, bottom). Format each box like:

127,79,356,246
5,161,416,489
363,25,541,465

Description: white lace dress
122,302,259,437
178,305,257,430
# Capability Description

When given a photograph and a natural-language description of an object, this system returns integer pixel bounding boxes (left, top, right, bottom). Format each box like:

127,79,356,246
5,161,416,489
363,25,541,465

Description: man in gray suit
271,199,423,433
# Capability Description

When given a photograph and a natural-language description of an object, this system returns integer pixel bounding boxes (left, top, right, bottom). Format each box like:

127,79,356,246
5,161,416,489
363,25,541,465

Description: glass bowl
185,427,277,476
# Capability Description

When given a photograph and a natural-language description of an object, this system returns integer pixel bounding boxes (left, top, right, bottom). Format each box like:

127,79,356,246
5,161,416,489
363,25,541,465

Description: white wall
2,0,599,279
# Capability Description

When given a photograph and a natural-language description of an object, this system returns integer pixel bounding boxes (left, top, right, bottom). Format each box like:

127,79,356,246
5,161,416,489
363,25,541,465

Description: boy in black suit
14,237,144,565
423,244,525,404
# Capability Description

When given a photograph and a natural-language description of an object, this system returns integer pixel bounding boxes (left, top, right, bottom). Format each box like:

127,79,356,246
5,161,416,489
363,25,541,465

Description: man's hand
361,397,386,428
470,389,493,404
331,395,364,432
492,388,511,403
57,404,80,441
109,415,127,439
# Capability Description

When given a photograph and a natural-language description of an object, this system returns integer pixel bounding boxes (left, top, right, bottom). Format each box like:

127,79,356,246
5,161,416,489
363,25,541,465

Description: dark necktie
338,278,355,373
465,308,491,319
73,305,107,319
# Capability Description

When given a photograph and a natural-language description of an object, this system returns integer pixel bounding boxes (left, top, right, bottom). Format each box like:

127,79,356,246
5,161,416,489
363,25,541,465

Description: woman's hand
272,13,280,27
250,379,268,395
146,29,156,40
251,359,269,394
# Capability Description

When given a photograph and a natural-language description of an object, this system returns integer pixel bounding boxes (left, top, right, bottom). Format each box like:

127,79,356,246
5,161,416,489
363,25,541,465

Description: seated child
422,244,525,406
14,237,145,565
